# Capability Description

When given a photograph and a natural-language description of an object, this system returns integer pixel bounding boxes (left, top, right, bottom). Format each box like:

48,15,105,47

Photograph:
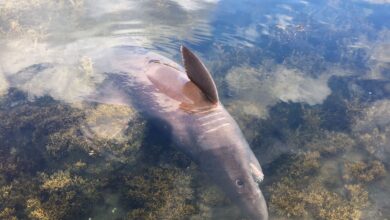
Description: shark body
91,45,268,220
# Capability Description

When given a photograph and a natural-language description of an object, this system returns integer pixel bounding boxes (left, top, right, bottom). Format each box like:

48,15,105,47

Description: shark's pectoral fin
181,45,219,104
250,163,264,183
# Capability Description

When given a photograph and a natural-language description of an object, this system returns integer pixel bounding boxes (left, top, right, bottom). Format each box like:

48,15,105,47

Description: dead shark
90,45,269,220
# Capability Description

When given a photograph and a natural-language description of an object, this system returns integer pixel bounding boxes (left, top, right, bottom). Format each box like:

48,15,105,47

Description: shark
90,45,269,220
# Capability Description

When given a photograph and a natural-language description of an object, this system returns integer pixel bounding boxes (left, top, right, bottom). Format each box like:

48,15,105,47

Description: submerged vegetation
0,90,231,219
0,0,85,48
257,99,388,219
125,167,195,219
343,160,386,183
224,70,389,219
268,153,370,220
1,84,388,219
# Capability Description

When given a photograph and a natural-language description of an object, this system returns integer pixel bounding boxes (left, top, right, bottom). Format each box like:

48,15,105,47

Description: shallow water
0,0,389,219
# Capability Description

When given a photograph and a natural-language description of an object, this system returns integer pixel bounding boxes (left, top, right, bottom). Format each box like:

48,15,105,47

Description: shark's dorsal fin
181,45,219,104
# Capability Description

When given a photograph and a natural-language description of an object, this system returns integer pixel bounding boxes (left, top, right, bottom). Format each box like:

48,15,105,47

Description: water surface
0,0,389,219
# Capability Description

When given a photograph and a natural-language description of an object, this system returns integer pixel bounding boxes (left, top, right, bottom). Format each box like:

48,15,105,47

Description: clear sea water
0,0,389,219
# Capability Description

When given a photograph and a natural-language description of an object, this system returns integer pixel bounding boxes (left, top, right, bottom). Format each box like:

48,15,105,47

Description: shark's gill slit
203,123,230,134
199,117,226,126
196,111,223,120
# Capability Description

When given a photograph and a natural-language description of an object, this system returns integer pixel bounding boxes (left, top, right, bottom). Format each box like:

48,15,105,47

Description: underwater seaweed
269,178,308,217
0,176,41,219
0,92,145,219
36,171,100,220
26,198,50,220
191,184,228,219
304,184,364,220
343,160,386,183
125,166,196,220
46,103,145,165
0,0,84,46
304,131,356,156
40,170,85,192
352,100,390,162
0,207,18,220
269,174,370,220
0,91,217,219
345,184,369,209
267,151,370,219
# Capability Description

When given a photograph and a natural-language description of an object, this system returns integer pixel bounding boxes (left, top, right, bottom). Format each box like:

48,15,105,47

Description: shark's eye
235,179,244,188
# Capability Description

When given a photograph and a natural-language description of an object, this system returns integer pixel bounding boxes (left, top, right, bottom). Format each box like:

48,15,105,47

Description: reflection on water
0,0,389,219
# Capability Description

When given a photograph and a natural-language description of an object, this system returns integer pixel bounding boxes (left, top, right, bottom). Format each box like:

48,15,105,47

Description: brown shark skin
92,46,268,220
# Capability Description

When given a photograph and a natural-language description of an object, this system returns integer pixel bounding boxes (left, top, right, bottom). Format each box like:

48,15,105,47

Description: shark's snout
230,169,268,220
197,133,269,220
240,186,268,220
